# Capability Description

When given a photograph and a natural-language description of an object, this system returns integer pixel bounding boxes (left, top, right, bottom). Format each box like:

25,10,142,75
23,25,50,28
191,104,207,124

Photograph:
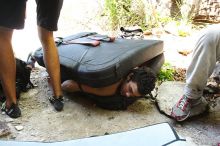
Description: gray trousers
185,25,220,99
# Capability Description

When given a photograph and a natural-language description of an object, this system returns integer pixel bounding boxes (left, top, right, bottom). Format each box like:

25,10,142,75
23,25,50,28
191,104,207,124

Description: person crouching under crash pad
60,67,156,110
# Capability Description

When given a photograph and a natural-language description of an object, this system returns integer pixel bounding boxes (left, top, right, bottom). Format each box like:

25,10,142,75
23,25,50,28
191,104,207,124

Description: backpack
0,58,34,102
15,58,34,92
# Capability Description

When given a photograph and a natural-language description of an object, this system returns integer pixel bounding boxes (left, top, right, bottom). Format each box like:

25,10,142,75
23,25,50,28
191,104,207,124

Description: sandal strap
49,96,64,103
1,101,6,111
48,95,64,111
1,102,21,118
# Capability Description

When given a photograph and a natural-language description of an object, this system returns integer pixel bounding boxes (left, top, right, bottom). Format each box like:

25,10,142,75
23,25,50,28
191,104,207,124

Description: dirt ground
0,1,220,146
1,67,220,145
0,67,172,141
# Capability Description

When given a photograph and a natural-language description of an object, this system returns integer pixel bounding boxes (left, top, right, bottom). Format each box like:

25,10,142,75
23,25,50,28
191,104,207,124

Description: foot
1,102,21,118
0,96,6,103
48,96,64,111
171,95,202,121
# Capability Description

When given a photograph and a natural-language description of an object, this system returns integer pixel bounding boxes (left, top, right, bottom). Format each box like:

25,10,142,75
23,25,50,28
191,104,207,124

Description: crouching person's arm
61,80,121,96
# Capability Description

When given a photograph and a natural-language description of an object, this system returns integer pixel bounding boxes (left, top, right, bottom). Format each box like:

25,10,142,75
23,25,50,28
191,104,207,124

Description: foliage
104,0,146,30
144,2,170,30
144,0,194,35
158,63,175,81
104,0,118,30
104,0,195,37
178,29,189,37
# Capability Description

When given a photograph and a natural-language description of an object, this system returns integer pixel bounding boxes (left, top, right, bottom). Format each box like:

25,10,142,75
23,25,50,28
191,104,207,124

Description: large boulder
156,81,208,119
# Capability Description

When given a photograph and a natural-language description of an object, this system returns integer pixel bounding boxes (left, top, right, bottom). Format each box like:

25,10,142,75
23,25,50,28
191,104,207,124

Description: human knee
202,26,220,45
195,28,220,55
0,27,13,43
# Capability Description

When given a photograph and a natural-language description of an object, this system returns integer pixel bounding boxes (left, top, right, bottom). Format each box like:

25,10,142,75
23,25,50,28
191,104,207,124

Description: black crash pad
33,32,164,87
0,123,186,146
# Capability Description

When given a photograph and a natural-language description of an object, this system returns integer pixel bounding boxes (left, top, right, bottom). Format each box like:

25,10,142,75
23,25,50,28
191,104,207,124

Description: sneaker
171,95,201,121
1,102,21,118
48,96,64,111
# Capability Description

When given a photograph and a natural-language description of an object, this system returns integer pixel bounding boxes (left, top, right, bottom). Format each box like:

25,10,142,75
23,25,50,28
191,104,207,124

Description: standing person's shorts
0,0,63,31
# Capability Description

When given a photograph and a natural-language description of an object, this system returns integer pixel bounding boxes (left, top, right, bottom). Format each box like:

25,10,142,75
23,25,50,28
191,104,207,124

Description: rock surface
156,81,208,118
0,121,10,137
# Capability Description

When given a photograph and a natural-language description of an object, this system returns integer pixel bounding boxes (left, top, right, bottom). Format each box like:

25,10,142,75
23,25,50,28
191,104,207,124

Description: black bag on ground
15,58,34,92
0,58,33,102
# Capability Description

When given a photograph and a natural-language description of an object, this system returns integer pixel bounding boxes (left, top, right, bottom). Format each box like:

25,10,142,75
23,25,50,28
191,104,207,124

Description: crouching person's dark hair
131,67,156,95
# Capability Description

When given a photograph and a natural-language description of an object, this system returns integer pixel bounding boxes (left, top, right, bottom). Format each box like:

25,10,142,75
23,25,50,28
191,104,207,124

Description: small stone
5,118,14,123
108,116,115,120
176,124,182,128
15,125,24,131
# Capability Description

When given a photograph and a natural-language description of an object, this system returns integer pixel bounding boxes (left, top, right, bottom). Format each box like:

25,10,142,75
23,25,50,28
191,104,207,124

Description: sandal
0,96,6,103
48,96,64,111
1,102,21,118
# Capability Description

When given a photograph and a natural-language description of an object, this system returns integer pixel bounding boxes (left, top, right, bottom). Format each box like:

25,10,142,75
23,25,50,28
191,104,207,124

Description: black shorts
0,0,63,31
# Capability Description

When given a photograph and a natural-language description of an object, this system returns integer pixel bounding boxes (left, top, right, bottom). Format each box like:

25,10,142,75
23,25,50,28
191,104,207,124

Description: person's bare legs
37,26,63,111
0,27,21,118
